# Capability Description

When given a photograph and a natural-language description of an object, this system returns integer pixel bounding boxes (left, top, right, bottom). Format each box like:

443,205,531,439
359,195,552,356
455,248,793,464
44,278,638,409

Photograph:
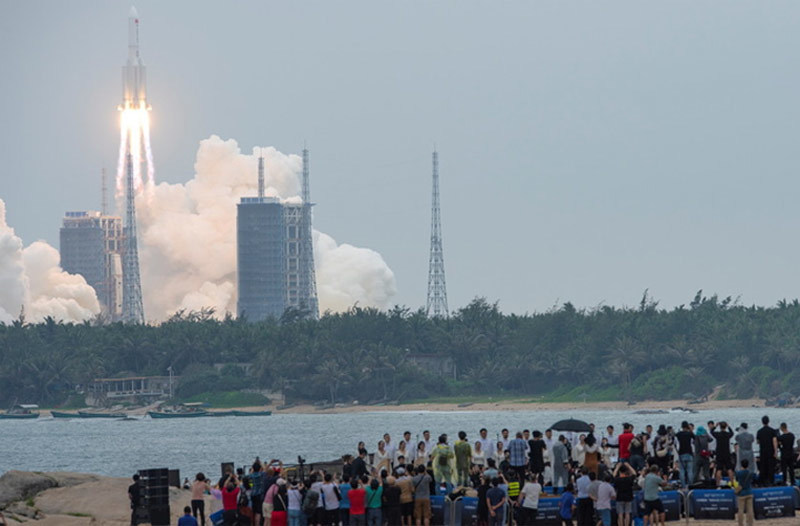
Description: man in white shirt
384,433,396,459
606,426,619,448
423,430,433,455
478,428,493,455
500,429,511,451
517,477,542,524
403,431,416,463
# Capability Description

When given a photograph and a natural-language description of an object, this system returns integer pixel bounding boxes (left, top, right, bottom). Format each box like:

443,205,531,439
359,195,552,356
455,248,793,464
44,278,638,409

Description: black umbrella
550,418,592,433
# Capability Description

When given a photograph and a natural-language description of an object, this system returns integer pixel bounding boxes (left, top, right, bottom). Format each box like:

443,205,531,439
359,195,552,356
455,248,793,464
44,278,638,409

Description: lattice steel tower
426,149,449,317
122,152,145,323
301,146,320,318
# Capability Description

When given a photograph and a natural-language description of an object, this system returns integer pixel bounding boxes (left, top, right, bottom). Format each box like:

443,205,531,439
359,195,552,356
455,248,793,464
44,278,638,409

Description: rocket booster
122,6,147,110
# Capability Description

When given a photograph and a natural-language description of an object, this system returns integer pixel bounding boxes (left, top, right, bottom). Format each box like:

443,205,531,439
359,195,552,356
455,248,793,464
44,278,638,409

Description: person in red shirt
221,473,240,526
348,478,367,526
618,423,635,462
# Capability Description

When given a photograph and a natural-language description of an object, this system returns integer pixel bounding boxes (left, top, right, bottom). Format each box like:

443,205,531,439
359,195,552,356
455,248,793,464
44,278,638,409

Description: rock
5,500,43,518
0,470,57,508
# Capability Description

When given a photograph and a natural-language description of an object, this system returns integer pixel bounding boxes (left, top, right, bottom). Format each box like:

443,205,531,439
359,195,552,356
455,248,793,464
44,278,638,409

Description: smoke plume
136,135,396,319
0,199,101,324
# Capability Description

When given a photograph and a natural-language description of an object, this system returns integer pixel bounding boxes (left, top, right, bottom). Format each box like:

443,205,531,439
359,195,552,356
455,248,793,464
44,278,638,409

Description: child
558,483,575,526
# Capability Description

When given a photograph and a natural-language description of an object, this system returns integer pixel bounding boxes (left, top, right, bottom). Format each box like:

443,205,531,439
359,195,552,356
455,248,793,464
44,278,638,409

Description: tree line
2,291,800,407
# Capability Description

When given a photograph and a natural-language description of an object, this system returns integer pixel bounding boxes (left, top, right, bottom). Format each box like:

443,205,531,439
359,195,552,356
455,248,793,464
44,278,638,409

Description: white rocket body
122,6,147,110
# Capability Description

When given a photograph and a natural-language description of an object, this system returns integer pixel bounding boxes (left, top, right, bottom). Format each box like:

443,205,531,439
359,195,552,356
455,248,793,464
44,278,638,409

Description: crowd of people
132,415,800,526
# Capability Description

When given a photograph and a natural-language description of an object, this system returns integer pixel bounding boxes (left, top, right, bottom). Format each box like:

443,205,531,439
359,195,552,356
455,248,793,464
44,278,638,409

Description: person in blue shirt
178,505,199,526
559,483,575,526
339,474,352,526
735,459,755,526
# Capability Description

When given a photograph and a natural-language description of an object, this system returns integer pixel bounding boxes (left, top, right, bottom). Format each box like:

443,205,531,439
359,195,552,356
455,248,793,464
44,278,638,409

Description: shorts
716,456,732,472
325,509,339,525
314,507,326,525
414,497,431,520
251,493,264,514
615,501,632,515
402,501,414,518
598,508,612,526
643,499,664,515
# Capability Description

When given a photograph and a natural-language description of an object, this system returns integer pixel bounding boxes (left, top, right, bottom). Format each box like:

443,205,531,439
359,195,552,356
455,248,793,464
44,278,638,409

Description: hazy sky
3,1,800,314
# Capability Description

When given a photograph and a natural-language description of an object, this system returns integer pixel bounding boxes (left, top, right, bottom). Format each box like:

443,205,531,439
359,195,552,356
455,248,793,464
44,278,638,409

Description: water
3,407,799,478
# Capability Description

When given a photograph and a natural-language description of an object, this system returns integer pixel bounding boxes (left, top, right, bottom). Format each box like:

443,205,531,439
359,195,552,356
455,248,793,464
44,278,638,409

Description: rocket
121,6,147,110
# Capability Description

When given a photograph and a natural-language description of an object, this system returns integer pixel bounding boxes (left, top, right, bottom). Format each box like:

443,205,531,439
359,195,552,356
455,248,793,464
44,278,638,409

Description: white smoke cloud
136,135,396,318
0,199,101,324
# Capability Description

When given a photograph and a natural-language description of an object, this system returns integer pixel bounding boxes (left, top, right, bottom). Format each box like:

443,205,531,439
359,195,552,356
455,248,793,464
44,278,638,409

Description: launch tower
426,149,449,317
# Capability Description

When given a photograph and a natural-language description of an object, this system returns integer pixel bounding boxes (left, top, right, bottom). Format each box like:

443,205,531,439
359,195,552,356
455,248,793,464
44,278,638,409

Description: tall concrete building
60,211,124,319
236,150,319,321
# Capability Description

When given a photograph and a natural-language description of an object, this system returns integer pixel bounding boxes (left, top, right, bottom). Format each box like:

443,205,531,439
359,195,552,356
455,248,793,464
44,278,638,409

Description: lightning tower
426,149,449,317
122,153,145,323
300,146,320,318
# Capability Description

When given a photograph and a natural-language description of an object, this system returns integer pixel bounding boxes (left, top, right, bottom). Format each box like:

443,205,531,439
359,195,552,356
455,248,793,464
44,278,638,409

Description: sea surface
3,407,799,479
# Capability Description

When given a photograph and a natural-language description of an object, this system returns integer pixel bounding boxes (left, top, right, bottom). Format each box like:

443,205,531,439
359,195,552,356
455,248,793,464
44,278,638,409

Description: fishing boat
51,411,79,418
78,411,127,419
0,404,40,419
148,402,209,419
232,410,272,417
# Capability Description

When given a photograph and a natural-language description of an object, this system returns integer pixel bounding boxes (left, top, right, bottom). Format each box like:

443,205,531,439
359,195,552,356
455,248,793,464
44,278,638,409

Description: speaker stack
138,468,171,526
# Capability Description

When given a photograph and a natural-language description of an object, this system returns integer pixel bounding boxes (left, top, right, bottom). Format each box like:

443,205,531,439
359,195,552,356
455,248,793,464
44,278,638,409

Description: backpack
438,447,450,466
302,490,319,516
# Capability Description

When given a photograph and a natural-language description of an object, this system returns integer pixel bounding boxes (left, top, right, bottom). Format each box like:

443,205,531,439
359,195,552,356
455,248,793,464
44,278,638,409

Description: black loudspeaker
148,505,170,526
168,469,180,488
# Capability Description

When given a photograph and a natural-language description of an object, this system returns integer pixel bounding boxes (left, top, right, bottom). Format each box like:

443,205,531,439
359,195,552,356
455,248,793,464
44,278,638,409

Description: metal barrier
684,486,798,521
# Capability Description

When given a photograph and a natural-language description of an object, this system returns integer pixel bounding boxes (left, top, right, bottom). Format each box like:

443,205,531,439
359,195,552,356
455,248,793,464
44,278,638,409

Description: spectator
486,477,506,526
179,505,199,526
756,416,778,486
735,459,755,526
517,475,542,524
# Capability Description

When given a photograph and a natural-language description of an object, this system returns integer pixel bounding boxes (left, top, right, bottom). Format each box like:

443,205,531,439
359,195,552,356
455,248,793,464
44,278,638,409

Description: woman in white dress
600,437,616,466
572,434,587,466
472,440,487,468
413,441,429,467
393,440,408,467
373,440,391,475
493,440,505,466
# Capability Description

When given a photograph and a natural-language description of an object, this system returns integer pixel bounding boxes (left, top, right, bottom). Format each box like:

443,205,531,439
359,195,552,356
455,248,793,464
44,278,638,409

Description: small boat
208,411,236,417
232,410,272,417
51,411,79,418
0,404,40,419
148,410,209,419
78,411,127,419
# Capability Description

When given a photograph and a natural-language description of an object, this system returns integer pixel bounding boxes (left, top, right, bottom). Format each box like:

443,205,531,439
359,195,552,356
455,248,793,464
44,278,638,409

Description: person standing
507,432,529,483
574,468,593,526
128,474,142,526
272,480,289,526
412,465,432,526
756,416,779,486
473,440,487,468
593,475,616,526
552,435,571,491
365,478,382,526
693,426,713,483
396,468,414,526
642,466,668,526
478,428,493,455
583,435,600,476
348,478,366,526
431,434,455,495
617,424,635,464
454,431,473,487
735,423,756,472
675,421,695,487
735,459,755,526
777,423,796,486
287,481,304,526
486,478,506,526
711,422,734,486
517,475,542,524
221,473,241,526
338,475,352,526
529,431,548,478
190,473,210,526
383,476,402,526
612,463,635,526
559,483,576,526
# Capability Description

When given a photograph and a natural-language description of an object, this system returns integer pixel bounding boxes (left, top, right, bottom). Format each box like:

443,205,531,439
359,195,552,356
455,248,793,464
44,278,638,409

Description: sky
3,1,800,315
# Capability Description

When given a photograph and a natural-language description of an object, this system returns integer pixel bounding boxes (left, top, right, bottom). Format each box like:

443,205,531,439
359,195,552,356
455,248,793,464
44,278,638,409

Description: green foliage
2,293,800,406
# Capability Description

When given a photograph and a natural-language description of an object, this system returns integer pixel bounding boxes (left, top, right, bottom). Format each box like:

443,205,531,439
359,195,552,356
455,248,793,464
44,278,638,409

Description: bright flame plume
116,102,155,194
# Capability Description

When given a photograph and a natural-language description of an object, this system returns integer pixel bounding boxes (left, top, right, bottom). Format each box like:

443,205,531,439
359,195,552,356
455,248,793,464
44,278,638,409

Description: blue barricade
431,495,449,525
752,486,796,519
688,489,736,520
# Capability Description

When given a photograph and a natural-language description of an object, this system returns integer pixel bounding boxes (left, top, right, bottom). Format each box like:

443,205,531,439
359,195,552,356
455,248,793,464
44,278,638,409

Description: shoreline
39,397,775,417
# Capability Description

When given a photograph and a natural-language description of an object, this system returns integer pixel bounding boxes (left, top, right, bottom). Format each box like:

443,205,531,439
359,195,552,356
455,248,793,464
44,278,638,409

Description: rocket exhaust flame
116,7,154,195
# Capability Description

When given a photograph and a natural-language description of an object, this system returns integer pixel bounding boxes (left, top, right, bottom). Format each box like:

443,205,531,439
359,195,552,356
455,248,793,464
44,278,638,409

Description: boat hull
232,410,272,416
147,411,209,419
51,411,78,418
78,412,127,418
0,413,39,419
